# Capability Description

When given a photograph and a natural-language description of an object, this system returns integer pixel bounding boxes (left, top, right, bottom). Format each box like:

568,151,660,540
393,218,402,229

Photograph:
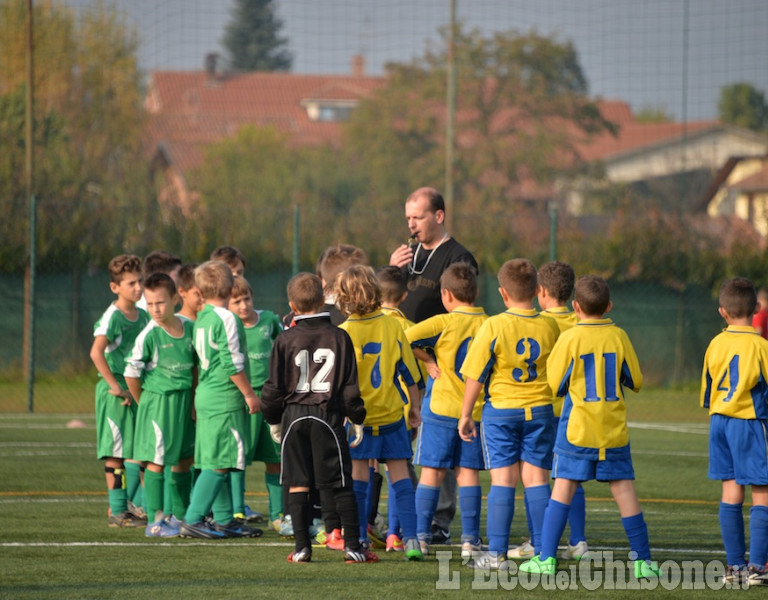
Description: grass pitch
0,388,742,598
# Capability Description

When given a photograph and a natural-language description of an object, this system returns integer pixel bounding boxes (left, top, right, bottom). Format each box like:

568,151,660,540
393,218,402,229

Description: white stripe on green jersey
93,303,149,385
124,319,195,394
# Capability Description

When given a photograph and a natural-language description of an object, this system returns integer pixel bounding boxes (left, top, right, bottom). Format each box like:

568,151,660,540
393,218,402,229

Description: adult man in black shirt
389,186,478,545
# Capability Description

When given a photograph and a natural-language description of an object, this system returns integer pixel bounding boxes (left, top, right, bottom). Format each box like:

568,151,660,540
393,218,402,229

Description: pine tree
222,0,292,72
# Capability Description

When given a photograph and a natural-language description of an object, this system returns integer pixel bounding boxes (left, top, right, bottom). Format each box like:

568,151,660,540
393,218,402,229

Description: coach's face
405,195,445,249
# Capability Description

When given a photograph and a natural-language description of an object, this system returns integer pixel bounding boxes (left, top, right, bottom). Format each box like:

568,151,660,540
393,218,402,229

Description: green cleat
519,555,556,575
634,559,661,579
404,538,424,561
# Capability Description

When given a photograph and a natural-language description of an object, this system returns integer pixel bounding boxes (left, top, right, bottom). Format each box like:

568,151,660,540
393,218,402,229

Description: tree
718,83,768,131
0,0,152,272
223,0,292,72
342,25,616,267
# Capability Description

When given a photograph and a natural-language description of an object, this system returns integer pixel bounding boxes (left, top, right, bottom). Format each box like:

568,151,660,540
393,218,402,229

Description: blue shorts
349,418,413,461
708,413,768,485
480,404,554,470
414,419,485,470
551,451,635,481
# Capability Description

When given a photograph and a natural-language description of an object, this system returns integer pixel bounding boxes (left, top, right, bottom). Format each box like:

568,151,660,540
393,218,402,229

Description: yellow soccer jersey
407,306,487,421
700,325,768,420
548,318,643,454
460,308,559,411
541,306,579,333
382,305,423,428
340,309,421,428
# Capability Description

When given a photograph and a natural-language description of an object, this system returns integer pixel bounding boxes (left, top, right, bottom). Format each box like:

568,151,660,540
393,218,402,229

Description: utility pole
444,0,456,233
24,0,36,412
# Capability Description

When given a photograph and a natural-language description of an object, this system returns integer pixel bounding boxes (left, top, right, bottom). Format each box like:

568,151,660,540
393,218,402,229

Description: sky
66,0,768,122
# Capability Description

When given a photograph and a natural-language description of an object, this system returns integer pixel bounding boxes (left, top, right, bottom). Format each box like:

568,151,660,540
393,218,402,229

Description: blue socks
568,485,587,545
387,470,401,536
392,477,417,540
720,502,746,567
415,484,440,540
487,485,515,555
540,499,570,561
459,485,482,543
525,484,551,553
354,479,369,542
750,505,768,568
622,512,651,562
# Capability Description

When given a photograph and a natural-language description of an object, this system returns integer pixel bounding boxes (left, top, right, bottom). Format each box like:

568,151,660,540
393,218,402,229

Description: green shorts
133,389,195,466
247,411,281,465
195,407,248,471
95,379,136,460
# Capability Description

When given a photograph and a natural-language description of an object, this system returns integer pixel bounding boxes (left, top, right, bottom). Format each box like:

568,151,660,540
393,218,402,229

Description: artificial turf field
0,388,754,598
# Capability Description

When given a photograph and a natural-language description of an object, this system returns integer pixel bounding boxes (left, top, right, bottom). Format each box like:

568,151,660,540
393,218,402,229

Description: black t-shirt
261,313,366,425
399,237,478,323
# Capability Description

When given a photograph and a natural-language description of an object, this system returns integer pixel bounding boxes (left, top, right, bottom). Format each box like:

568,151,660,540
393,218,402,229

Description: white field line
0,442,94,447
0,423,95,429
628,422,708,434
0,414,94,419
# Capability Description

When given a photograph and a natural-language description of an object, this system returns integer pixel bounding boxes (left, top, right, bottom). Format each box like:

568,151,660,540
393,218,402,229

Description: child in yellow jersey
526,260,587,562
701,277,768,585
406,262,487,558
459,258,559,570
335,265,424,561
520,275,660,579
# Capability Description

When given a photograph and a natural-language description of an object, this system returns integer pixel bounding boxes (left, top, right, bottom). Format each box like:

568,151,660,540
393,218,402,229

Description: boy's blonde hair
335,265,381,317
287,272,324,314
498,258,537,302
719,277,757,319
108,254,142,284
231,275,253,299
195,260,234,300
538,261,575,303
375,265,407,304
574,275,611,316
440,262,477,303
319,244,368,291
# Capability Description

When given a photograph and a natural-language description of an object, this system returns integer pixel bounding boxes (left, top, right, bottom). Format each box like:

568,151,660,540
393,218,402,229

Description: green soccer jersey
244,310,281,392
194,304,250,417
124,319,195,394
93,303,150,386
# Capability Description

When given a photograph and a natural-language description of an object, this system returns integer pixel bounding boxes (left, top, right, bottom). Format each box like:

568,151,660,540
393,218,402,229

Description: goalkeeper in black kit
261,272,379,563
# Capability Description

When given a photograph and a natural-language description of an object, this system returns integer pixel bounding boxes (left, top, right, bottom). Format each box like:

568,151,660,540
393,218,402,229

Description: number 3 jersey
260,313,366,426
547,318,643,457
340,309,421,428
700,325,768,420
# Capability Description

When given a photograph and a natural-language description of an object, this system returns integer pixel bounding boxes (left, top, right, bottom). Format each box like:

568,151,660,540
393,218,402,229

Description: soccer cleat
344,546,380,563
461,538,484,559
367,524,386,549
127,500,147,520
404,538,424,561
519,555,556,575
561,540,589,560
386,534,404,552
309,517,324,538
145,519,180,538
165,515,183,529
723,565,749,585
418,539,430,556
242,505,264,523
324,528,345,551
179,520,227,539
507,539,535,559
469,551,507,570
747,564,768,586
430,524,451,545
287,547,312,563
634,559,661,579
278,515,294,538
213,520,263,538
108,510,146,528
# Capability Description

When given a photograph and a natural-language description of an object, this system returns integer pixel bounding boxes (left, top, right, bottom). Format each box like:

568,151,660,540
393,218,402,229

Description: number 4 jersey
260,313,366,426
547,318,643,457
700,325,768,420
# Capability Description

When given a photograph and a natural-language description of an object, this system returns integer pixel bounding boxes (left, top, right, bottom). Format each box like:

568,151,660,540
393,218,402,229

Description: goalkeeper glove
269,423,282,444
349,423,364,448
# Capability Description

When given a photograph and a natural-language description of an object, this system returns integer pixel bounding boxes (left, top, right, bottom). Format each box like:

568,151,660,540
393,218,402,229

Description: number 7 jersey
700,325,768,420
547,318,643,455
